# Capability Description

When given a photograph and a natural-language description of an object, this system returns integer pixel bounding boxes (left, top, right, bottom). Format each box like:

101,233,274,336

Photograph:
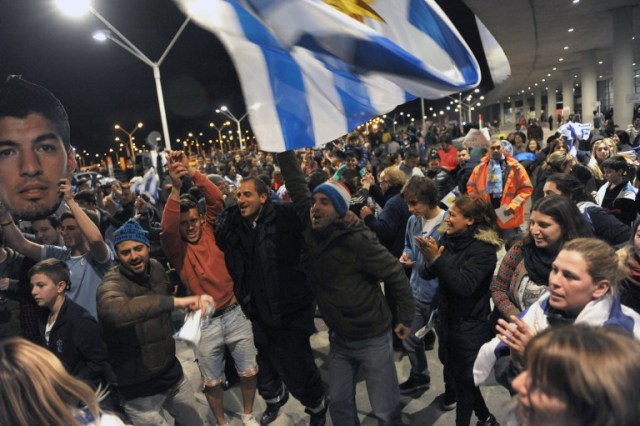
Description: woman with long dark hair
491,196,593,320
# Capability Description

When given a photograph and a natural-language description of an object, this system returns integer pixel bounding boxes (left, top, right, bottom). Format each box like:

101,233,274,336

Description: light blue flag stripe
230,1,315,150
408,0,478,84
249,0,479,90
175,0,485,150
311,51,376,133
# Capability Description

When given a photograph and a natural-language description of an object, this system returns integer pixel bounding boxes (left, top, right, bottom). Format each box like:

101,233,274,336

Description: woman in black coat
417,195,501,426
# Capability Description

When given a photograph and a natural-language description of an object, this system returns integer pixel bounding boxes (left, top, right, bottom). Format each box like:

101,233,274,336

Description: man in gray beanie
97,218,208,425
277,151,414,426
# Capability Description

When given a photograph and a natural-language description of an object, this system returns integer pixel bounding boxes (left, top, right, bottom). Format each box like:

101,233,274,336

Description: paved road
175,316,512,426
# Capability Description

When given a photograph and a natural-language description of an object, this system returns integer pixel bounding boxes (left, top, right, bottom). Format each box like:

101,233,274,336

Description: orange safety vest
467,154,533,229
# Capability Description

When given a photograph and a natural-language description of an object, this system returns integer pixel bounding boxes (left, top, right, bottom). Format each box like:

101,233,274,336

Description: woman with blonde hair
0,337,124,426
510,325,640,426
586,138,613,187
475,238,640,389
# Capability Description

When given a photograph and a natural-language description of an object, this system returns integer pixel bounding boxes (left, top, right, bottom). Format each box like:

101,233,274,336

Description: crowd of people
2,75,640,426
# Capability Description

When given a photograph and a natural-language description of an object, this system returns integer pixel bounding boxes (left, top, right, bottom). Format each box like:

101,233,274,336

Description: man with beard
97,218,206,425
161,151,259,426
216,177,328,425
277,151,414,426
0,76,76,220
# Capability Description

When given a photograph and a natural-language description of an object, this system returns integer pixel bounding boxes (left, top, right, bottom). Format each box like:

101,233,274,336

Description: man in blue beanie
97,218,208,425
277,151,414,426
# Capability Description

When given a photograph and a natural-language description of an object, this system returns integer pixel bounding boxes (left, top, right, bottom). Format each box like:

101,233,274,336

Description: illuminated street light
216,106,248,151
114,122,143,159
56,0,189,149
209,121,230,150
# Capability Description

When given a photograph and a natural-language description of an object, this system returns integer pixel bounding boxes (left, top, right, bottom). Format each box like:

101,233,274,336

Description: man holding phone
398,176,456,409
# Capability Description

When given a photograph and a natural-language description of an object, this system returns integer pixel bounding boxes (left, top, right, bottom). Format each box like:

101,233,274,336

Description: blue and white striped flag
176,0,483,152
131,167,160,203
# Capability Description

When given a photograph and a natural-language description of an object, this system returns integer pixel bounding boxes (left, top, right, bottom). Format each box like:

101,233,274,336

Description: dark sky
0,0,244,155
0,0,493,157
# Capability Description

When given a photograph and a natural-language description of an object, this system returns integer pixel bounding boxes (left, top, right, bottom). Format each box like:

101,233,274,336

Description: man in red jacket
161,151,259,426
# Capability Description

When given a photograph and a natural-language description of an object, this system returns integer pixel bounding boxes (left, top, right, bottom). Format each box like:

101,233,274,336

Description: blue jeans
197,304,258,386
402,300,433,379
328,331,401,425
122,375,203,425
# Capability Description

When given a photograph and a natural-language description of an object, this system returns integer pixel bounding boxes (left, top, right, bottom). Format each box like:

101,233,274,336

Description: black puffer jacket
422,225,500,324
422,224,501,379
216,200,314,328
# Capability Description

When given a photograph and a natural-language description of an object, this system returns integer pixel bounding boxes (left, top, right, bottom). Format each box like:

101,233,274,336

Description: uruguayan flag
176,0,483,152
131,167,160,203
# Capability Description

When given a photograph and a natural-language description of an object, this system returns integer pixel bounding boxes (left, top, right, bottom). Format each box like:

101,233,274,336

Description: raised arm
276,151,312,222
0,202,43,261
60,179,110,263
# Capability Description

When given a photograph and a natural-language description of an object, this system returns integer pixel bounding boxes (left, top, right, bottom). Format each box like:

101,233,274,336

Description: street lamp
209,121,230,151
448,90,485,124
216,106,248,151
56,0,189,150
115,122,143,160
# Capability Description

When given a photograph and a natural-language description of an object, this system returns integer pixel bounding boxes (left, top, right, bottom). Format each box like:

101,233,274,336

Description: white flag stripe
293,49,349,144
176,0,493,151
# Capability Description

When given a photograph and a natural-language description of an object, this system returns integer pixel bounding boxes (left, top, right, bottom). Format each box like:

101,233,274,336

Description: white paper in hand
174,310,202,346
495,205,514,225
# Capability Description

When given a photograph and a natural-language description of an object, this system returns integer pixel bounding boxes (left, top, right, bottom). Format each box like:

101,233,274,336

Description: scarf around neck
628,253,640,287
522,241,555,284
486,158,503,196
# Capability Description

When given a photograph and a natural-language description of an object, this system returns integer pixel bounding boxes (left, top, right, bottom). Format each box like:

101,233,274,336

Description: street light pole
448,89,485,126
209,121,230,151
56,0,189,150
216,106,248,151
114,122,143,160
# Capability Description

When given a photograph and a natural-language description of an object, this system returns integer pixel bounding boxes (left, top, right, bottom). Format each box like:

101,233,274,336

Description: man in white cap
277,151,414,426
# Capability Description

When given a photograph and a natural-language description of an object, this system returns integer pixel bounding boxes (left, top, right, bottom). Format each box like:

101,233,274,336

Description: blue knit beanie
313,180,351,217
113,218,150,248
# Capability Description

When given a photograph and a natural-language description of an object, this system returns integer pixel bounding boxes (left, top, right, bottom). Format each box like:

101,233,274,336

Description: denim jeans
197,304,258,386
122,375,203,425
402,300,433,379
328,331,401,426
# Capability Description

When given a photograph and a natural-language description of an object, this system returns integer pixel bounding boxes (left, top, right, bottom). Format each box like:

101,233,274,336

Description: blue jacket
403,212,445,303
363,187,410,257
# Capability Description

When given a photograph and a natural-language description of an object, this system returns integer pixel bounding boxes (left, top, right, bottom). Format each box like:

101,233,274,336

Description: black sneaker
476,413,499,426
305,395,330,426
439,391,457,411
399,375,430,394
260,388,290,425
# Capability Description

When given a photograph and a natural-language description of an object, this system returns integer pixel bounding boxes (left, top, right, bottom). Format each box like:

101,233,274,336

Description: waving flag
176,0,485,152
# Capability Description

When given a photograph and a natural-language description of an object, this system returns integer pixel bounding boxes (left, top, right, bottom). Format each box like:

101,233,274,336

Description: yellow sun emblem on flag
323,0,385,23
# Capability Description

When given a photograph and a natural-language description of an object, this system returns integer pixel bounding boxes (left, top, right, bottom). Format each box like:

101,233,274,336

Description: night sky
0,0,491,157
0,0,246,155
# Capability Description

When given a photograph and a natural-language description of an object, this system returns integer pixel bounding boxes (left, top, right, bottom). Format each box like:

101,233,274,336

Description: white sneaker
241,413,260,426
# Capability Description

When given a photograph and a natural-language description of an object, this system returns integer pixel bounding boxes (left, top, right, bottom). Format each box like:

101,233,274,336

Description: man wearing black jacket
277,151,414,426
216,177,328,426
